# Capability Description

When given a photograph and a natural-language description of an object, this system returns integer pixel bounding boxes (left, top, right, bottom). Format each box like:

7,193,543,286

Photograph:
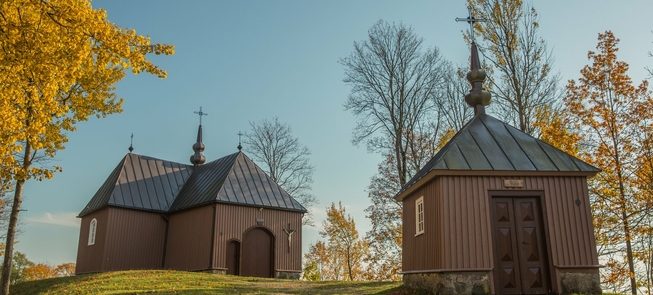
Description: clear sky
15,0,653,266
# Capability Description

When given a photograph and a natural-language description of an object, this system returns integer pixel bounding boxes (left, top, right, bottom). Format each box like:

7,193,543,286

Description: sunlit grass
10,270,421,295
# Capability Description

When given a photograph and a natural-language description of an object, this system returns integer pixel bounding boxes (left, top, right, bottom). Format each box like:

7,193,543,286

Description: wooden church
396,43,602,294
75,116,307,279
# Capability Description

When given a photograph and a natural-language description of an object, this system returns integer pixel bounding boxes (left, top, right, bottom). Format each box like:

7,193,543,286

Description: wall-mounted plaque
503,179,524,188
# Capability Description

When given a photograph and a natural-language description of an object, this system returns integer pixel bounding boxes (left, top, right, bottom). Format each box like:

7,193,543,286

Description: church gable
79,153,194,217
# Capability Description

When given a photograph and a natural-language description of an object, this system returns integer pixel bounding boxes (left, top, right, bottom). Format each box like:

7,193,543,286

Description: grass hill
10,270,420,295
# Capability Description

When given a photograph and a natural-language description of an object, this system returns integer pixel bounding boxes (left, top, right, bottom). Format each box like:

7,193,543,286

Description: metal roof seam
128,154,142,208
110,156,129,210
246,155,276,208
498,119,540,170
533,139,563,171
237,156,259,206
137,156,154,210
153,159,170,209
478,115,516,170
215,153,240,204
466,127,496,170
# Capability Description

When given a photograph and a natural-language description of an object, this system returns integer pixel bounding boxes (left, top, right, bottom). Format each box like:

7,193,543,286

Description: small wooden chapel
75,110,307,279
395,42,602,294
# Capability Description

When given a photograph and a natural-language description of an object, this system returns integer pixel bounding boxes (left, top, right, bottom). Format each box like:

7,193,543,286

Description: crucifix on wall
283,223,295,253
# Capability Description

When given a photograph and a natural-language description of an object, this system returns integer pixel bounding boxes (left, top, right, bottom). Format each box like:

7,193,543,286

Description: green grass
9,270,424,295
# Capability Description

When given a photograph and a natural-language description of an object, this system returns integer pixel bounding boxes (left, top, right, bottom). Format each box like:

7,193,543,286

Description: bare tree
437,64,475,131
340,19,449,187
244,117,317,226
467,0,560,135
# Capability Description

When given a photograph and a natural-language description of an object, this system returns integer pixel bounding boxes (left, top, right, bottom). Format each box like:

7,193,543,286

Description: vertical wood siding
402,175,598,272
164,205,213,270
213,204,303,272
75,208,110,274
103,207,166,271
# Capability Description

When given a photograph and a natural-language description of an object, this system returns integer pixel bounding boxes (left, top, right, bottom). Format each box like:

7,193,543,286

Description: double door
491,197,551,294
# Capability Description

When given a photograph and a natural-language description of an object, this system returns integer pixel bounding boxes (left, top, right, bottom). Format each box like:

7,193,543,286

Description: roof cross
128,133,134,153
455,5,486,43
194,106,208,125
237,131,243,151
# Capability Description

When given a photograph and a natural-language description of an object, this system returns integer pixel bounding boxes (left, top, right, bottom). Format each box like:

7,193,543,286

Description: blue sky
15,0,653,266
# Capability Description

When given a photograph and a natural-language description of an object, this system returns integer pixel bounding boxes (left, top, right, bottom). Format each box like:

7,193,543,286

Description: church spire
457,6,491,115
465,42,492,115
190,107,207,166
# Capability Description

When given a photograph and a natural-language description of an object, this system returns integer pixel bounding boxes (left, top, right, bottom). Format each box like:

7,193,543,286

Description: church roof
79,152,307,217
169,152,307,213
395,113,600,201
79,153,194,217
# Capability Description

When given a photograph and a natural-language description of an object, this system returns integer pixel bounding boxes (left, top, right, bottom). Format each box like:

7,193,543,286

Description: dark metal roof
79,151,308,216
396,114,600,198
79,153,194,217
169,152,307,213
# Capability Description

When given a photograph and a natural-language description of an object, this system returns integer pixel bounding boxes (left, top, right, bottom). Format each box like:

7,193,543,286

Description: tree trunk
623,212,637,294
0,143,31,295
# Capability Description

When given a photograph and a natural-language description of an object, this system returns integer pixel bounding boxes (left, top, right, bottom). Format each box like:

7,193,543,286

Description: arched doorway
241,227,274,277
226,240,240,275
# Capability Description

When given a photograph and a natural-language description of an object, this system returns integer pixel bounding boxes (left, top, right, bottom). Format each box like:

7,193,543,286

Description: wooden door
241,227,273,277
491,197,551,294
226,240,240,275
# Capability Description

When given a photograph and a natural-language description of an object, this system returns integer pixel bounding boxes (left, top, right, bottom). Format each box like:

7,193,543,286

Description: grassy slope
10,270,420,295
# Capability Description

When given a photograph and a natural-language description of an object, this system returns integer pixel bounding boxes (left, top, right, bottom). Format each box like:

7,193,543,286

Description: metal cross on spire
455,5,486,43
237,131,243,151
194,106,208,125
128,133,134,153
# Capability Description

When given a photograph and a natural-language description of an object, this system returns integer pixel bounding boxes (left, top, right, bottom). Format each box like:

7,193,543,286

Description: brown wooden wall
402,175,598,272
75,207,166,274
75,208,109,274
164,205,213,271
103,207,166,271
212,203,303,273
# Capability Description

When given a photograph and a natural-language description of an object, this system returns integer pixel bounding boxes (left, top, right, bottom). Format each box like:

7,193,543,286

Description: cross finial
237,131,243,151
194,106,208,125
456,5,486,43
128,133,134,153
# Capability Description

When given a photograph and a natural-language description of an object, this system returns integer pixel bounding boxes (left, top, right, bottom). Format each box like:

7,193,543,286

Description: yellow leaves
0,0,174,182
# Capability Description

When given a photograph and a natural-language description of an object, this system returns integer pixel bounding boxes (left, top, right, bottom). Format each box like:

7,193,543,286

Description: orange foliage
23,264,56,281
564,30,653,294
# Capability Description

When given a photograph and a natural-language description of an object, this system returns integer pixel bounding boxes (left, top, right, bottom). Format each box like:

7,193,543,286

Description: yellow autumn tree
565,31,651,295
22,263,56,282
0,0,174,293
531,105,581,157
318,202,368,281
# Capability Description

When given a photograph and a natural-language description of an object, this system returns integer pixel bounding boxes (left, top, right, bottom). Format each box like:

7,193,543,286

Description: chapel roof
78,153,193,217
78,151,307,217
395,113,600,201
170,151,307,212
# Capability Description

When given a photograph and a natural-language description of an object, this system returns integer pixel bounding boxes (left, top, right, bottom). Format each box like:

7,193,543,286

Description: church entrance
490,197,551,294
226,240,240,275
241,227,274,278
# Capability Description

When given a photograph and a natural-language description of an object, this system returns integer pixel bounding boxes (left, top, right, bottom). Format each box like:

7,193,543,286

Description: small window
415,196,424,236
88,218,97,246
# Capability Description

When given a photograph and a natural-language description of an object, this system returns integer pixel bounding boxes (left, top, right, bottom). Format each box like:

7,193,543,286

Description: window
88,218,97,246
415,196,424,236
